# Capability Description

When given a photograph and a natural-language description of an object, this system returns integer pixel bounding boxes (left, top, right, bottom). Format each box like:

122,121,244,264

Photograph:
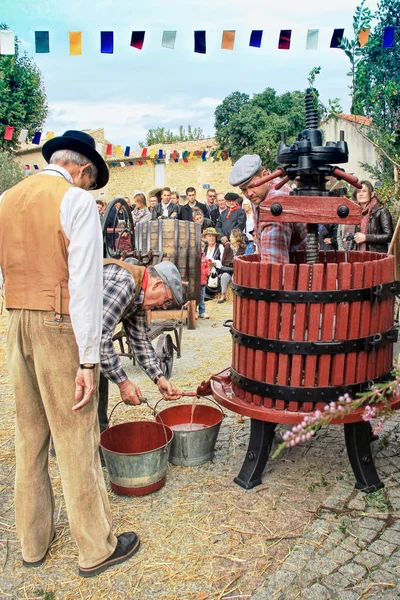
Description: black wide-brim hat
42,130,109,190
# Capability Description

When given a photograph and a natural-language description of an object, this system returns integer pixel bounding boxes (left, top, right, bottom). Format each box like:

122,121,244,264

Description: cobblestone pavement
252,417,400,600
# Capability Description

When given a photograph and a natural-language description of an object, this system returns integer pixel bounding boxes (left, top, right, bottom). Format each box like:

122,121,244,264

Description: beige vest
103,259,145,301
0,174,71,314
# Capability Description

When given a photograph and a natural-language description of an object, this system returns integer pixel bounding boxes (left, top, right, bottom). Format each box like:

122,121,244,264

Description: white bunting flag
0,30,15,55
18,129,28,143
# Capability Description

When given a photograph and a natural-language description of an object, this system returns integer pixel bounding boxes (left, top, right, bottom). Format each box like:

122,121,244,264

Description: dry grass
0,300,349,599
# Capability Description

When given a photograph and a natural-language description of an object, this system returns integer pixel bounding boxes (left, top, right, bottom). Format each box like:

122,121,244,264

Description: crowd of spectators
97,186,256,316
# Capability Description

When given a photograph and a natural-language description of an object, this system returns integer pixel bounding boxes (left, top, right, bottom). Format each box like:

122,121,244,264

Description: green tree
339,1,400,201
0,24,48,152
0,151,24,194
214,88,306,169
139,125,205,147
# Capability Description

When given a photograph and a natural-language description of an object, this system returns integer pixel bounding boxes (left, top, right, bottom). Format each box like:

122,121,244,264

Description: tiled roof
320,114,372,127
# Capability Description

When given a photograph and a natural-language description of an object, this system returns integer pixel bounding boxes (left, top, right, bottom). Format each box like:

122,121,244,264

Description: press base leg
344,422,384,494
234,419,277,490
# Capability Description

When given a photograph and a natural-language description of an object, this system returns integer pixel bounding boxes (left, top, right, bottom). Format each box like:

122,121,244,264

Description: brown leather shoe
78,532,140,578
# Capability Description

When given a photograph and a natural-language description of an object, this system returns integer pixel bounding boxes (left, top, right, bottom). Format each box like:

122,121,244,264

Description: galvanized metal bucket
155,403,223,466
100,417,173,496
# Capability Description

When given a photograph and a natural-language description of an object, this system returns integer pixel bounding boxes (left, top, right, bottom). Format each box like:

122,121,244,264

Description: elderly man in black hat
0,131,140,578
215,192,246,244
229,154,307,263
98,259,182,432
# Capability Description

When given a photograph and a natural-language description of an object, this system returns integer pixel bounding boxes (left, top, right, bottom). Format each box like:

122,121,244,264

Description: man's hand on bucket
118,379,143,405
157,376,181,401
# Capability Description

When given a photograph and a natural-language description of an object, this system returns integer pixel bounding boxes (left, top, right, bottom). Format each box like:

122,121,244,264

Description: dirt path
0,299,362,599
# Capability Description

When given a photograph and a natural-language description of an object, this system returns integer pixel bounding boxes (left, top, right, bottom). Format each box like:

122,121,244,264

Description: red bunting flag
25,165,31,170
4,125,14,140
141,148,147,158
106,144,112,155
278,30,292,50
138,160,144,166
173,150,177,161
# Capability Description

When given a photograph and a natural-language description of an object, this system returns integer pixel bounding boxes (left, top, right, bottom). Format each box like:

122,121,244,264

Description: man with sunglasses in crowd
98,259,182,432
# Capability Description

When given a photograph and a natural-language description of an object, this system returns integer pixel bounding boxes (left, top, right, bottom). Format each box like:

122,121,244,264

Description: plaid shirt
101,264,163,385
252,180,307,264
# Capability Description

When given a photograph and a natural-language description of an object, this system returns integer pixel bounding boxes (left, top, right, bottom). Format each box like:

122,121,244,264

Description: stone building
13,116,380,202
320,114,379,183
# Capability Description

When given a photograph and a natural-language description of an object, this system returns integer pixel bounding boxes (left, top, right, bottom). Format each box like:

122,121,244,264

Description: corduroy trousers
7,309,117,568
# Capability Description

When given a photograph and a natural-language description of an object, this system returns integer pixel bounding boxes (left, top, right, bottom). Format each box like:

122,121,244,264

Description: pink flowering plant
272,372,400,458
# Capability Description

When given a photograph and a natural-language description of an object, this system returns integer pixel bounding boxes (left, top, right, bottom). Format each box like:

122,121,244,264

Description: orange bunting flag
69,32,82,55
221,30,235,50
358,28,370,47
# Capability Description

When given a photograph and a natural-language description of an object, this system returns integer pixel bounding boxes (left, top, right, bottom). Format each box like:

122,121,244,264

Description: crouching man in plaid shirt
99,259,181,431
229,155,307,263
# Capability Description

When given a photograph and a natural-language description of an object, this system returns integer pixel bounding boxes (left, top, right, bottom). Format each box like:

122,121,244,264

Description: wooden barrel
135,219,201,303
230,251,398,413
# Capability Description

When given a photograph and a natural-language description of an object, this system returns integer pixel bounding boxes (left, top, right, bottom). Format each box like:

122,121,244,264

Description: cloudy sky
3,0,377,147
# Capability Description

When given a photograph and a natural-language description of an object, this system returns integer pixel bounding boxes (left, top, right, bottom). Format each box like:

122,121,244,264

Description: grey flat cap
153,261,183,306
229,154,262,187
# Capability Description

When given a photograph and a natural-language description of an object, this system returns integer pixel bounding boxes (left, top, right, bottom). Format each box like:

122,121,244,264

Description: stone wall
107,158,236,201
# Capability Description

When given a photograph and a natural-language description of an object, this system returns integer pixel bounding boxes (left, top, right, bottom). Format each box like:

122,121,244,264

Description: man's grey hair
49,150,98,181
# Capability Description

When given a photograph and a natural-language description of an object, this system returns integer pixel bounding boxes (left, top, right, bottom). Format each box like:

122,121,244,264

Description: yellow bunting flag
358,28,370,47
115,145,123,157
221,30,235,50
189,151,194,159
69,32,82,55
216,150,222,158
149,148,155,159
146,160,152,166
45,131,54,140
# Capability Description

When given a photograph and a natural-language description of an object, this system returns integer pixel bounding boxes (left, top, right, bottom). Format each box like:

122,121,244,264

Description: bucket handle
151,394,227,419
107,399,171,446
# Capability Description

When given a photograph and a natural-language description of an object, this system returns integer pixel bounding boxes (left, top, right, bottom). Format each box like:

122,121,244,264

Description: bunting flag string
1,27,398,56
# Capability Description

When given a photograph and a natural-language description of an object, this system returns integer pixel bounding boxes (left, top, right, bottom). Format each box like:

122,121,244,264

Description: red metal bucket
156,404,223,466
100,421,173,496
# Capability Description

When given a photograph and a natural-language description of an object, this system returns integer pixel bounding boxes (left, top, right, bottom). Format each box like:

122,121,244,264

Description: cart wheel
155,334,174,379
102,197,135,259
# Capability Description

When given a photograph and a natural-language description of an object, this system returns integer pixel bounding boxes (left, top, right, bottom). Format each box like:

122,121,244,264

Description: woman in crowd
217,229,247,304
192,207,212,232
131,193,151,225
242,198,255,241
338,181,393,252
203,227,224,299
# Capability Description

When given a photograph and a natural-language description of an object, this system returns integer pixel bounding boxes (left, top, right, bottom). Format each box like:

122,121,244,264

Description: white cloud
45,98,217,146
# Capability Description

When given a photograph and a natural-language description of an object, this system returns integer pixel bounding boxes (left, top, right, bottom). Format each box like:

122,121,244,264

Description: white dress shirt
0,165,103,364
